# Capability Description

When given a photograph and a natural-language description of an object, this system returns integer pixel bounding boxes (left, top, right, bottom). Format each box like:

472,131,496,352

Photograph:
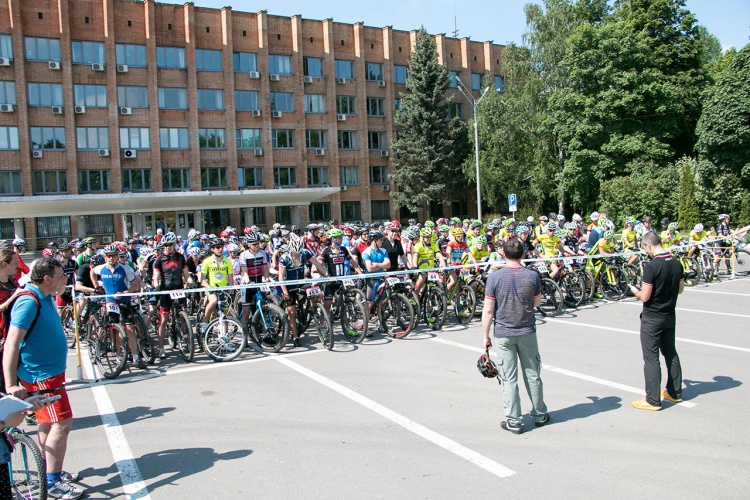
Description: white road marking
684,289,750,297
81,354,152,499
616,300,750,319
429,337,696,408
275,356,517,479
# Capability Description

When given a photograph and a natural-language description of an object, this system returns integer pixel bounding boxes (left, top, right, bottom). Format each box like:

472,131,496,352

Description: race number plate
576,257,585,264
459,269,470,277
260,284,271,293
343,279,355,287
534,262,547,271
234,276,242,285
306,286,321,297
563,258,573,265
105,303,120,314
169,291,186,299
386,277,400,286
428,272,439,282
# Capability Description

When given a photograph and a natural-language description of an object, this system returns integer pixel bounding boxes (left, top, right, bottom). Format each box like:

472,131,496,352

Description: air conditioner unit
381,185,390,191
91,63,105,72
336,78,346,84
48,61,61,70
251,110,261,117
102,236,112,244
269,74,280,81
98,148,110,157
32,150,43,158
0,104,14,113
120,107,132,115
271,110,282,118
57,237,68,245
51,106,63,115
314,148,325,156
74,105,86,114
123,149,137,158
380,150,389,157
303,76,313,84
253,148,263,156
378,80,386,87
337,113,346,121
116,64,129,73
341,185,347,191
0,57,10,66
248,71,260,79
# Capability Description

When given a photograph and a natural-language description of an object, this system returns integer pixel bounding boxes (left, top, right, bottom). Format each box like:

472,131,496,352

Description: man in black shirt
152,233,193,358
629,231,684,411
381,225,405,272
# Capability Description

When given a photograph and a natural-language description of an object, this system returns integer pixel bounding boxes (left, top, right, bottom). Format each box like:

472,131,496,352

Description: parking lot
52,276,750,499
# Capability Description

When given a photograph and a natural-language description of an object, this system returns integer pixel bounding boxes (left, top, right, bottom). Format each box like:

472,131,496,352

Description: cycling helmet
226,243,240,253
327,228,344,238
625,216,636,225
557,214,566,222
41,248,54,257
546,221,558,232
408,218,417,224
343,227,354,237
436,218,448,225
539,215,549,222
188,229,200,240
219,230,228,238
187,247,202,258
12,238,26,247
477,351,499,378
719,214,729,221
603,230,614,240
369,230,384,241
605,220,615,231
154,241,165,251
474,236,487,245
305,224,320,232
694,223,704,233
502,219,513,227
643,216,653,222
140,246,154,257
389,220,401,229
462,218,470,224
419,228,432,237
439,225,450,233
590,212,600,221
548,212,557,220
289,234,304,253
470,221,482,229
209,237,224,248
46,241,58,248
161,233,177,245
451,227,465,238
75,240,87,250
244,232,260,244
199,234,209,241
661,217,670,225
564,222,577,230
405,228,420,241
276,244,290,254
103,244,119,255
424,220,435,229
329,219,339,225
668,222,679,231
90,254,105,266
515,224,529,235
572,213,583,222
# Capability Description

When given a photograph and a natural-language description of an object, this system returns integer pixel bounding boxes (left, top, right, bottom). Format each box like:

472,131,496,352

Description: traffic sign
508,193,517,213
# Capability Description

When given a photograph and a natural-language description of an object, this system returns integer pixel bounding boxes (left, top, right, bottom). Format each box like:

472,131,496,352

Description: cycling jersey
466,247,489,262
381,239,404,272
660,230,683,246
153,252,187,290
75,263,95,290
597,239,615,254
320,246,353,277
302,236,321,256
93,263,135,305
361,246,388,273
202,256,233,288
689,230,709,242
413,241,440,269
239,249,269,283
621,228,637,248
536,234,561,258
279,250,314,283
446,241,469,265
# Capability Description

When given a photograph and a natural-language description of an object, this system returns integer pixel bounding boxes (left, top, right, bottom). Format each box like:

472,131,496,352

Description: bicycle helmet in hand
477,351,499,378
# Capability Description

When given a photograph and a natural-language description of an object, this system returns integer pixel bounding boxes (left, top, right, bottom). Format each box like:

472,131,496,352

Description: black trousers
640,314,682,406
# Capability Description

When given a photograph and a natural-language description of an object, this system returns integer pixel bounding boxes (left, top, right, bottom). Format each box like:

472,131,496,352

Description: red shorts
19,373,72,424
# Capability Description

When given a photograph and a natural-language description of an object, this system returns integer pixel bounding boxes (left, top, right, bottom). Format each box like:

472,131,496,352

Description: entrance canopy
0,187,340,218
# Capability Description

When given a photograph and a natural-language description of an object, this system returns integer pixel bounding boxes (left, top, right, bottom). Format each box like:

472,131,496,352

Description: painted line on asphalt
275,356,516,479
542,317,750,353
683,289,750,297
616,300,750,319
81,353,152,500
429,337,696,408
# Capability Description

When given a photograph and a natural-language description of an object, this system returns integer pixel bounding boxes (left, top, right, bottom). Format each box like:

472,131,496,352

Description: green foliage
677,157,700,229
739,191,750,226
695,170,745,224
390,28,470,213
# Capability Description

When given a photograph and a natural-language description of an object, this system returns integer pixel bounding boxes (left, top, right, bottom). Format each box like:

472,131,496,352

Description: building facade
0,0,504,248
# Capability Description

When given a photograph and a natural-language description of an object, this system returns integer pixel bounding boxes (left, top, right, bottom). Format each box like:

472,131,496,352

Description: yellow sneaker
632,398,662,411
661,391,682,403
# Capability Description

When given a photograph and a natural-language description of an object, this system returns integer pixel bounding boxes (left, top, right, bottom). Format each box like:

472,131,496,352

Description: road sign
508,193,517,213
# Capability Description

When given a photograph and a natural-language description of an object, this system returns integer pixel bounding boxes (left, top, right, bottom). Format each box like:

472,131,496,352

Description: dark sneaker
534,413,550,428
501,420,523,434
133,356,147,370
47,480,84,499
24,414,37,426
292,337,301,348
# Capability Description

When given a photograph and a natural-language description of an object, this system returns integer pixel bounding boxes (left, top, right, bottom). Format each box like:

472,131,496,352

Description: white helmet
527,216,534,223
590,212,600,221
694,223,704,233
288,234,303,253
572,213,583,222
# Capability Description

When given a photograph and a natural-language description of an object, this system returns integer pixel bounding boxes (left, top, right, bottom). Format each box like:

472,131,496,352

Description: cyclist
382,222,406,271
535,216,548,239
76,237,98,266
361,230,391,325
465,235,490,263
75,254,104,316
321,228,363,311
239,231,270,323
302,224,322,256
714,214,732,274
688,223,709,258
466,221,483,246
152,233,194,359
533,221,564,279
661,222,683,248
199,238,234,328
411,227,447,296
561,222,584,256
445,227,475,292
621,216,640,265
56,242,78,314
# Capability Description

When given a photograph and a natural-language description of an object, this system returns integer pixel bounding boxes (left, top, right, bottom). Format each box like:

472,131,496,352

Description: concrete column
77,216,86,238
13,219,25,239
244,208,253,227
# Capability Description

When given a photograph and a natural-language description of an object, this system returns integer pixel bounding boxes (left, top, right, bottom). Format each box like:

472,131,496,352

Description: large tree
390,28,470,213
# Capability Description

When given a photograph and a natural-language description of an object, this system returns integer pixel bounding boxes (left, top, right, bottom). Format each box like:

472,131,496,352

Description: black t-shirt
641,253,683,322
153,252,187,290
381,239,404,272
321,245,352,277
75,263,95,289
60,257,78,286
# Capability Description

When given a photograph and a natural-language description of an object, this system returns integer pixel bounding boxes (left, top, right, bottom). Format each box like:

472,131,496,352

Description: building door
175,211,194,240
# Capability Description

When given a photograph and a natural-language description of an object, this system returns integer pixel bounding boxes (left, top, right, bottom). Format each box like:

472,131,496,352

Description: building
0,0,505,248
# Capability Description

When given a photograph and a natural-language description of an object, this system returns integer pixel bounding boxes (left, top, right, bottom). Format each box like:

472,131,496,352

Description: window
236,129,261,149
448,71,460,88
235,91,260,111
197,89,224,110
201,168,228,189
340,165,359,186
233,52,258,72
306,130,327,149
341,201,361,222
160,128,189,149
198,128,225,149
78,170,110,193
117,86,148,108
0,127,18,150
33,171,67,194
448,102,462,119
494,75,506,92
371,200,390,220
268,54,292,75
248,207,266,225
36,216,71,237
395,98,401,112
338,131,358,150
71,84,107,109
367,97,385,117
156,46,186,68
275,206,292,225
271,129,294,149
122,169,152,192
304,94,326,113
303,57,323,78
368,131,387,151
162,168,190,191
238,167,263,188
85,215,114,235
0,35,13,60
274,166,296,188
0,82,15,105
30,127,65,150
115,44,147,67
24,37,61,62
270,92,294,112
309,202,331,222
471,73,483,91
336,95,356,115
308,166,329,186
429,200,444,218
394,65,407,85
76,127,109,150
366,62,383,81
370,165,388,184
158,88,187,109
196,49,222,71
71,40,105,65
0,219,13,239
0,171,21,195
27,83,63,107
120,128,150,149
451,199,468,219
334,60,355,80
204,209,230,232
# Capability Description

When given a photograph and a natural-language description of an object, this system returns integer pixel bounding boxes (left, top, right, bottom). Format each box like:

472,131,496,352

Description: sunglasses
212,245,225,249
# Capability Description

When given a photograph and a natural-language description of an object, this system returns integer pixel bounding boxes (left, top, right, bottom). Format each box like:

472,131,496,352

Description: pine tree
390,28,470,214
677,157,700,229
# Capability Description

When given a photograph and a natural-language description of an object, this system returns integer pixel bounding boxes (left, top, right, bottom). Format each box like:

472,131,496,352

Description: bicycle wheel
600,268,627,301
133,315,156,365
404,288,421,333
340,292,368,343
86,314,100,363
700,252,716,282
560,272,585,308
204,316,246,361
251,302,289,353
310,302,334,350
60,305,77,348
734,249,750,277
622,264,642,289
296,298,312,336
683,258,701,287
422,285,447,331
10,431,47,500
95,323,127,379
468,277,485,316
174,310,195,362
378,293,414,339
537,278,563,317
454,283,476,324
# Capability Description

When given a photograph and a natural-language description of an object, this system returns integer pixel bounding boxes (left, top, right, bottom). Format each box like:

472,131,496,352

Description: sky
173,0,749,51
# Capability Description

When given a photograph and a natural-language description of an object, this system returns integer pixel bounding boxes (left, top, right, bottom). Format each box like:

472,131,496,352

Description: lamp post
455,78,489,222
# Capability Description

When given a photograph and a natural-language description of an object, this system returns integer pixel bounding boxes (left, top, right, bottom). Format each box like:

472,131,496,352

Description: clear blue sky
177,0,748,50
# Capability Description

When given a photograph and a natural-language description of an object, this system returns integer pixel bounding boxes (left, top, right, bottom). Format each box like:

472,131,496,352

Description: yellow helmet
451,227,465,238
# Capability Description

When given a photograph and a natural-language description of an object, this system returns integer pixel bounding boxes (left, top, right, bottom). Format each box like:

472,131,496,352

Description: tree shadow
544,396,622,426
74,406,176,431
682,376,742,401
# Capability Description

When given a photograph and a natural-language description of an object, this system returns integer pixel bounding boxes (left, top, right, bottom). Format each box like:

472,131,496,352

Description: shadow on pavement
683,376,742,400
73,406,177,431
546,396,622,426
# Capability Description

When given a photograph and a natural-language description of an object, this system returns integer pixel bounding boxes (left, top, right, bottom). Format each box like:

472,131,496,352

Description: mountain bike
202,291,245,362
328,279,369,343
244,286,289,353
7,427,46,500
368,277,414,339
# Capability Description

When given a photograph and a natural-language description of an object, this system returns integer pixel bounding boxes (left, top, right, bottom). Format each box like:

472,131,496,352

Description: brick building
0,0,505,248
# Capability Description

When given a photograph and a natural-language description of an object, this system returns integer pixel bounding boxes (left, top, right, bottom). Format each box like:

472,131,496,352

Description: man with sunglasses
55,242,78,315
199,238,234,330
152,232,194,359
239,231,270,322
381,222,406,271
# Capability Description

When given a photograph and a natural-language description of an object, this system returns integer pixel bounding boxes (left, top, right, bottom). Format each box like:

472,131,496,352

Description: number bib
106,303,120,314
306,286,321,297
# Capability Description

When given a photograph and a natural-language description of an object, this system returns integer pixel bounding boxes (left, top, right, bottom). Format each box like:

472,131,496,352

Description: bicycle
7,427,46,500
243,286,289,353
160,290,195,363
202,291,246,362
587,256,629,301
368,276,414,339
418,271,448,330
328,278,369,343
444,268,477,324
88,302,133,379
529,261,564,316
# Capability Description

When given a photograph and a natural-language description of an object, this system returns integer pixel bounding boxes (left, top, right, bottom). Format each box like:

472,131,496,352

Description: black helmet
661,217,670,225
59,242,71,251
369,230,384,240
91,254,105,266
477,350,499,378
209,237,224,248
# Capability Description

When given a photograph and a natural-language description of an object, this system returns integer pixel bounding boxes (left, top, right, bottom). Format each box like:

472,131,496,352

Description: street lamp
455,77,490,222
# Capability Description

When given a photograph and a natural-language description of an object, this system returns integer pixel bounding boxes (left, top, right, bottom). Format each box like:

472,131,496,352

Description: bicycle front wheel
683,258,701,287
537,278,563,317
341,292,368,343
734,249,750,277
204,316,246,362
560,272,585,308
60,305,77,348
95,323,127,379
422,285,447,331
251,303,289,353
379,293,414,339
10,431,47,500
454,283,477,324
175,310,195,362
311,302,334,350
133,315,156,365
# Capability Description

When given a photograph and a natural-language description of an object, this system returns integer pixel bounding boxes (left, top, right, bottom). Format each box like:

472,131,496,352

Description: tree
390,28,470,213
677,157,700,229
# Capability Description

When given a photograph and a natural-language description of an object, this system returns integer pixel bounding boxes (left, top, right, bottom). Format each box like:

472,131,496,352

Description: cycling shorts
19,373,72,424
